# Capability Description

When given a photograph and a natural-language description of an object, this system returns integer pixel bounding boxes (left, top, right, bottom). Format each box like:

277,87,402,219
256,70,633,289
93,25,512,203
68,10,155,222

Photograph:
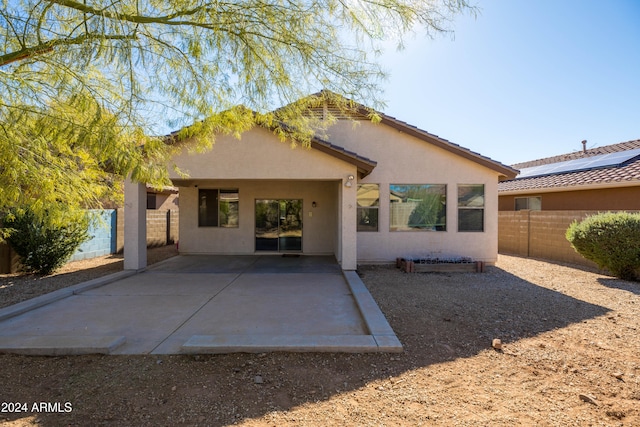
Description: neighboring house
499,139,640,210
146,184,179,210
123,94,517,270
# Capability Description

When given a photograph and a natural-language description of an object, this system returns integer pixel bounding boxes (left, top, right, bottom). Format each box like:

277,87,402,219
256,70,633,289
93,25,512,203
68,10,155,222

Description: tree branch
51,0,218,25
0,34,136,67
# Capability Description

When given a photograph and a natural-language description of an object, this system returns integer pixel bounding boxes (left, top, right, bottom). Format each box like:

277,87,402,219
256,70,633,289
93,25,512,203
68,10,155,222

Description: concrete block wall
497,211,530,257
70,210,117,261
147,210,165,247
146,210,179,247
529,211,595,266
499,210,639,269
116,208,177,253
169,210,179,245
116,207,125,253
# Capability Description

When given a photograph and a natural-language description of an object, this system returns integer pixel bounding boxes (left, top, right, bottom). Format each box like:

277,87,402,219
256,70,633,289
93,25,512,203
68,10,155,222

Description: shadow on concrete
1,263,611,426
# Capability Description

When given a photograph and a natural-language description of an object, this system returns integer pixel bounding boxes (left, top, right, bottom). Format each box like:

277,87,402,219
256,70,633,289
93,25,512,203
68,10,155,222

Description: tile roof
499,139,640,193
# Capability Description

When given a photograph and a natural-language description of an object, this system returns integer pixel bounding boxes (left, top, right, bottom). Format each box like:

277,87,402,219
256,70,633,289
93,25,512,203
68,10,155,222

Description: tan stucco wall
327,119,502,263
170,127,357,268
177,180,338,256
170,126,354,181
169,120,503,266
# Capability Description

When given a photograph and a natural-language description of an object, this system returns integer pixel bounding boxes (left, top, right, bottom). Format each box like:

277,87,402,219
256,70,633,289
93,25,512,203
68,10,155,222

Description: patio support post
340,175,358,270
124,177,147,270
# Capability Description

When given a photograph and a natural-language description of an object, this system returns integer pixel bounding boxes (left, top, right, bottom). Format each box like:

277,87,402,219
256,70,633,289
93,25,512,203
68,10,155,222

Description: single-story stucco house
123,94,517,271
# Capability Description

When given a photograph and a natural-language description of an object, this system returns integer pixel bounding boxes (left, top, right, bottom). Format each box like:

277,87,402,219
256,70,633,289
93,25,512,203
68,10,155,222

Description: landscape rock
579,394,598,405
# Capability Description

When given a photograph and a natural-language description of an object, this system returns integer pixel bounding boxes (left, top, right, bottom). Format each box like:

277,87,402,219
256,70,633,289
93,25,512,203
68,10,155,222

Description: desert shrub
566,212,640,281
2,208,90,275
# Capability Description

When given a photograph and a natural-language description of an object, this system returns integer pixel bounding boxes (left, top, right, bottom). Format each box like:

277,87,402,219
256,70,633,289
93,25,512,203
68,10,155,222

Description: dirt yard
1,253,639,426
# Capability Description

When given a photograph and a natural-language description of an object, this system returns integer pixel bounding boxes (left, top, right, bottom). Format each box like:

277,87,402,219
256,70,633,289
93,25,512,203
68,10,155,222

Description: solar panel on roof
517,148,640,179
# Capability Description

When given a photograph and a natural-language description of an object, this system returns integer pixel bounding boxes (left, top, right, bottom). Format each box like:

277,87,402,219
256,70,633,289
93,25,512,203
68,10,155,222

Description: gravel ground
1,254,639,426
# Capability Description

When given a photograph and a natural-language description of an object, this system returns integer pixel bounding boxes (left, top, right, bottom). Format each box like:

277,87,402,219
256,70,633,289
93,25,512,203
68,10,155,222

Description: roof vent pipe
582,140,587,154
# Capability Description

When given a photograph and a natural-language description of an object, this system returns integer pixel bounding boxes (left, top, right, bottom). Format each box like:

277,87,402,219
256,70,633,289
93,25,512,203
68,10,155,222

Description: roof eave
310,137,377,178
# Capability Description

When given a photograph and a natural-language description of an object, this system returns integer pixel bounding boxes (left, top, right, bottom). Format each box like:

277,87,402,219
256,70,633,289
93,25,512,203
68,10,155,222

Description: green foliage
409,193,445,230
3,207,91,275
1,0,473,214
566,212,640,281
0,94,175,213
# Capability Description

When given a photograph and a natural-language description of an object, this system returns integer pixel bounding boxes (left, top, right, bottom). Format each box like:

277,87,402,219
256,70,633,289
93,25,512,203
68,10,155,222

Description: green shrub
566,212,640,281
3,208,90,275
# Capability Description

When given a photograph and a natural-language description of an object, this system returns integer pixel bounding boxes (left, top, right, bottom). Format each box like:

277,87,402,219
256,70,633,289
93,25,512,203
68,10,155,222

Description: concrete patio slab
0,336,125,356
149,271,366,354
246,255,343,274
182,334,378,354
0,293,214,354
82,273,238,296
0,270,138,322
146,255,260,274
0,255,402,355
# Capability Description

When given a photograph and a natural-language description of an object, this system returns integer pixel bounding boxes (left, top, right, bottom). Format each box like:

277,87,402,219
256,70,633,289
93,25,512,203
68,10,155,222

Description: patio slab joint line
148,256,261,354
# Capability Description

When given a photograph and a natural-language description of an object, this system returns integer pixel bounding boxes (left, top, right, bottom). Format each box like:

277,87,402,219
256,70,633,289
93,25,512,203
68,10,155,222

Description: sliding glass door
255,199,302,252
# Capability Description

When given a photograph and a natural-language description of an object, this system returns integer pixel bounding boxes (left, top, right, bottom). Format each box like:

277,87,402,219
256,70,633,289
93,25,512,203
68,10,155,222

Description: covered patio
123,124,377,272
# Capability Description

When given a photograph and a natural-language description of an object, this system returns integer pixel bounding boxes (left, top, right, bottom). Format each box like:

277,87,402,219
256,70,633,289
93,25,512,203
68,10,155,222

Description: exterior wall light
345,175,354,188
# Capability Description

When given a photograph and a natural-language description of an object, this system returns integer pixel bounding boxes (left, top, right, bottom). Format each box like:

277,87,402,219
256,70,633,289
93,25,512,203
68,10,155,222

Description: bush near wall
1,209,179,273
3,208,90,275
566,212,640,281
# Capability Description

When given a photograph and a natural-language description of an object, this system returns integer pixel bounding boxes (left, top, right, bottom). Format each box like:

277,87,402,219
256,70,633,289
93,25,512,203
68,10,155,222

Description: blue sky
376,0,640,166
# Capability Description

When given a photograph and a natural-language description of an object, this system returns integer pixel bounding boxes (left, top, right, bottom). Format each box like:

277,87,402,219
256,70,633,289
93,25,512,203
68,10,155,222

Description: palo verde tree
1,0,474,223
